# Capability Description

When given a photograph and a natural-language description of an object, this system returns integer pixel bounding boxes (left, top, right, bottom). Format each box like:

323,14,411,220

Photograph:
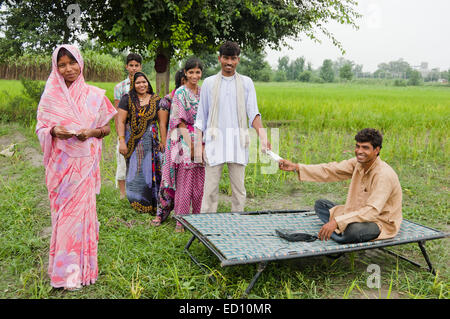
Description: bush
274,70,286,82
407,70,422,86
0,79,43,124
258,68,272,82
298,70,312,82
394,79,407,87
20,78,45,103
0,91,36,124
311,75,325,83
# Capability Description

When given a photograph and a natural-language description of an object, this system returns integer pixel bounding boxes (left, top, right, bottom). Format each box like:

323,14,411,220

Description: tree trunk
154,47,170,96
155,68,170,96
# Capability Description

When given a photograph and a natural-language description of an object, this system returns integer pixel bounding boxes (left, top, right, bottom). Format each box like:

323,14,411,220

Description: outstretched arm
280,158,356,182
252,115,271,152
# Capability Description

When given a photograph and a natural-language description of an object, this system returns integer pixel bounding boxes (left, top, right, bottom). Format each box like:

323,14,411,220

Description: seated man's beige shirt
297,157,402,240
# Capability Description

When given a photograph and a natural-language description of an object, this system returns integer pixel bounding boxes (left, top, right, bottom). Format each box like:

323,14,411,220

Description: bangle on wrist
119,135,125,141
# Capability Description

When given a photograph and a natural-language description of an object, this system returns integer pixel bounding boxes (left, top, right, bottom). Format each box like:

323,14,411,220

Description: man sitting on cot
278,128,402,244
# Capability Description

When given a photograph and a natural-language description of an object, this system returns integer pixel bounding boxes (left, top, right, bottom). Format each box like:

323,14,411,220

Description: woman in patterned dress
116,72,165,214
152,58,205,232
36,45,117,290
152,70,186,226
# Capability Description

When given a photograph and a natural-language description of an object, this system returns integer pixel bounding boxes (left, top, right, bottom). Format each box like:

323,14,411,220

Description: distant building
412,62,430,78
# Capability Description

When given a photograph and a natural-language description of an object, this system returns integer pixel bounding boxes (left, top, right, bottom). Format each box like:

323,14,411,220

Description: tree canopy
1,0,360,61
0,0,81,60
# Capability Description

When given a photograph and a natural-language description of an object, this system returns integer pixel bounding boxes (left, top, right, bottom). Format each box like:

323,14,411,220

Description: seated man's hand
278,159,298,172
318,219,338,241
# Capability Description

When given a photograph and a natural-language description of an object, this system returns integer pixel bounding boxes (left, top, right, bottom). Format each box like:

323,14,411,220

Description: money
264,150,283,162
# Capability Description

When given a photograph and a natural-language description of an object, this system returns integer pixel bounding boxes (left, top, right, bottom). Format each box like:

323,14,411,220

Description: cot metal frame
176,210,448,296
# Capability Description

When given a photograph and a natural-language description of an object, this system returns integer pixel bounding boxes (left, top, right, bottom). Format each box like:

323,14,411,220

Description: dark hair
128,72,154,110
131,72,154,95
184,57,203,72
174,69,186,89
126,53,142,65
57,47,77,63
355,128,383,155
219,41,241,57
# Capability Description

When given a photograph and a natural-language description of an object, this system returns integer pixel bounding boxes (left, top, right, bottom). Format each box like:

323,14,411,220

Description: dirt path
0,130,43,168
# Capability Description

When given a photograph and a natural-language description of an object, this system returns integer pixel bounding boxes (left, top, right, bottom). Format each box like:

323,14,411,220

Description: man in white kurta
194,41,269,213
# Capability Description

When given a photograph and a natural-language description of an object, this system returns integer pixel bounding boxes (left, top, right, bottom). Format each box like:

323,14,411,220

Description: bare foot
151,216,162,227
175,224,184,233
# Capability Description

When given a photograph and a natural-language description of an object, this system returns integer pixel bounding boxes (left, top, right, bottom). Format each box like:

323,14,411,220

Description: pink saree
36,45,116,288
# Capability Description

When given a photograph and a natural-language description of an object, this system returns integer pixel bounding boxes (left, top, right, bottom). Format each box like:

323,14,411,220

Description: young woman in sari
36,45,117,290
117,72,164,213
152,58,205,232
152,70,186,226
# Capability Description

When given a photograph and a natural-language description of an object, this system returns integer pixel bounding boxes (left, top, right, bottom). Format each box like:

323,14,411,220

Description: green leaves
1,0,360,72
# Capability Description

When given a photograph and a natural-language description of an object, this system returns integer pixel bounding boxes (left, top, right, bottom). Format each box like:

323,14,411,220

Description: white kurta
194,73,261,166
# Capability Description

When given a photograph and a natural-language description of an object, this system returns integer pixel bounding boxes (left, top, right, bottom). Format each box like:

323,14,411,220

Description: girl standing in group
152,58,205,232
36,45,117,290
152,70,186,226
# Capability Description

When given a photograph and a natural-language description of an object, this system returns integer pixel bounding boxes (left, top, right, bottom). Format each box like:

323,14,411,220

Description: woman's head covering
53,45,87,101
36,44,108,165
43,44,90,124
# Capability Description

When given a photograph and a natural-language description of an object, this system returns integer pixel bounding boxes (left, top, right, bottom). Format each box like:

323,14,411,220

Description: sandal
175,224,185,233
151,216,162,227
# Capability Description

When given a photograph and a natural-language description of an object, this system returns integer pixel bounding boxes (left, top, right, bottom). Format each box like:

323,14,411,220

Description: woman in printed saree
117,72,164,213
151,70,186,226
152,58,205,232
36,45,117,290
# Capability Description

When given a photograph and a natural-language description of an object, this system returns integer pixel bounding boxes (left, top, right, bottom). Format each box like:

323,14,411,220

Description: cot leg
183,235,221,289
418,241,436,275
244,262,268,296
379,241,436,275
184,235,207,272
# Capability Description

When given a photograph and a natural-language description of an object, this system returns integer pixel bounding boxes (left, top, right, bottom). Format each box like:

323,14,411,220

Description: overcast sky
265,0,450,72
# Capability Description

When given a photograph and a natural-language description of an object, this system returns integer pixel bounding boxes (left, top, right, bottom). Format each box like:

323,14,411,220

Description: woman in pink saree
36,45,116,290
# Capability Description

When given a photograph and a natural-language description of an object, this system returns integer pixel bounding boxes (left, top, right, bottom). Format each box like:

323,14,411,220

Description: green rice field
0,79,448,299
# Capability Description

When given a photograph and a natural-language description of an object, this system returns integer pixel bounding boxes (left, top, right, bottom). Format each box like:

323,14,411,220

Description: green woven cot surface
181,212,444,264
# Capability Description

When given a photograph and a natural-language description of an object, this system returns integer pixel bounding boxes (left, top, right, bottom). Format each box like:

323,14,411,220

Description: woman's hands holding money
51,126,76,140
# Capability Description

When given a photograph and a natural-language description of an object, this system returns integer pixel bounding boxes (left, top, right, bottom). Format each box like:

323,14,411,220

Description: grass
0,80,449,299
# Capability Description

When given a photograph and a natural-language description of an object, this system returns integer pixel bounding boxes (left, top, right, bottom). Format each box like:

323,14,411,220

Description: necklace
185,84,198,95
138,93,148,103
